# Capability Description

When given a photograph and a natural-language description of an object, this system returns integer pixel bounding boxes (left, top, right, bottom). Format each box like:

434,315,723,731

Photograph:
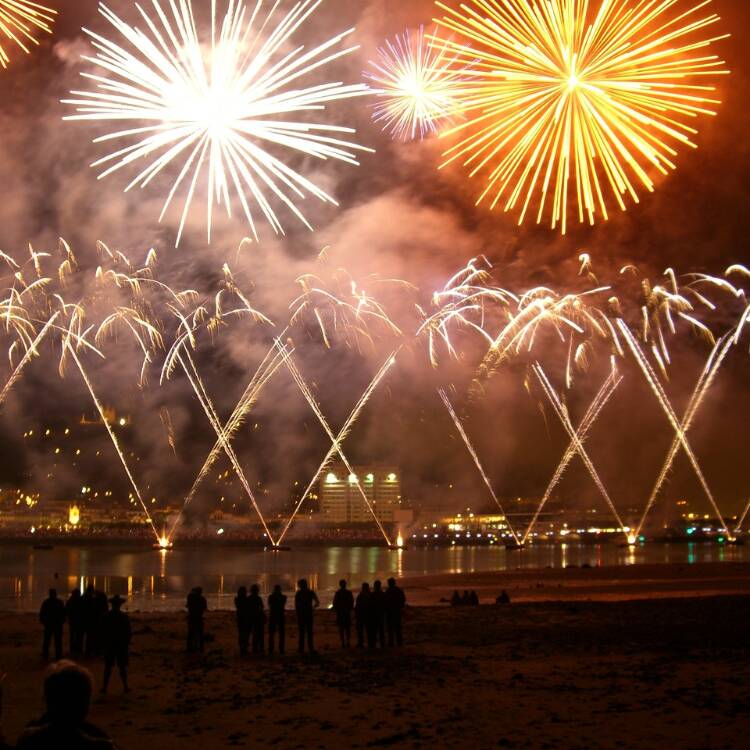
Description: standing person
371,580,386,648
82,585,98,656
384,578,406,647
101,595,131,694
65,589,85,656
186,587,208,652
39,589,66,661
332,579,354,648
248,584,265,654
234,587,251,656
354,583,371,649
268,584,287,655
294,579,319,654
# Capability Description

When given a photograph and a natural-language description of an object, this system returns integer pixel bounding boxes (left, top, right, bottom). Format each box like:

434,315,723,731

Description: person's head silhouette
273,584,282,595
110,595,124,611
361,582,370,593
374,580,382,592
250,584,259,595
387,578,396,588
338,579,347,590
237,586,247,598
48,588,57,600
43,661,94,727
298,579,308,591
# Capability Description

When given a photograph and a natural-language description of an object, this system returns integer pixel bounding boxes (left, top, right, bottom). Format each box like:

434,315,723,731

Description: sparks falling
433,0,729,233
63,0,371,245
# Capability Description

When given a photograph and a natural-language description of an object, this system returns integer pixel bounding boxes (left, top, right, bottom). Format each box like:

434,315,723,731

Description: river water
0,541,746,612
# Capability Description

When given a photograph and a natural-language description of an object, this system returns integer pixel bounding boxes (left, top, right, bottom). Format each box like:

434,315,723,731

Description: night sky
0,0,748,526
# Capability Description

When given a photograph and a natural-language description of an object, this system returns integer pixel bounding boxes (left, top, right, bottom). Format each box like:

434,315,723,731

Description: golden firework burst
434,0,729,233
0,1,56,69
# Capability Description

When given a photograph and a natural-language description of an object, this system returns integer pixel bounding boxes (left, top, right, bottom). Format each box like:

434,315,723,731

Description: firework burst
0,1,55,69
365,26,465,141
434,0,729,233
63,0,371,245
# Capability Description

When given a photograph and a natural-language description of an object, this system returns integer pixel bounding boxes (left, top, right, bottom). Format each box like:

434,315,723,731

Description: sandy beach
1,562,749,749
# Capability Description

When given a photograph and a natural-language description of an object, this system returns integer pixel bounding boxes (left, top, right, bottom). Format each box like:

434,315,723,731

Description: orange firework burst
0,1,56,69
434,0,729,233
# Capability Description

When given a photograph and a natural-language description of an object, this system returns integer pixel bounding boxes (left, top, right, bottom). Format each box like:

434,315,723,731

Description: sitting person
496,590,511,605
14,661,118,749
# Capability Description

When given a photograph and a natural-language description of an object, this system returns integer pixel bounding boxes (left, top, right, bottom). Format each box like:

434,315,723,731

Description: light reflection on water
0,541,746,612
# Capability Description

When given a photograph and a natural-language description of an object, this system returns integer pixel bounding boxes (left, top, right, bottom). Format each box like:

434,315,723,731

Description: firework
0,1,55,69
522,369,621,543
438,387,521,544
434,0,729,233
276,349,399,546
616,318,731,537
365,26,464,140
63,0,371,245
633,333,734,538
533,363,628,539
278,339,394,546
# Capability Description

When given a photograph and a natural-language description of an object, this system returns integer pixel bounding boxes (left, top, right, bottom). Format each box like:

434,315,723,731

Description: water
0,541,746,612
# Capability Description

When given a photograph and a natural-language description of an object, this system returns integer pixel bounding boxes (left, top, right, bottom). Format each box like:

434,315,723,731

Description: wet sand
1,562,749,749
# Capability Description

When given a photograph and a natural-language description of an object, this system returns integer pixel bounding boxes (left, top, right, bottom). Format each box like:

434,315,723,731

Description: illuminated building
320,463,404,523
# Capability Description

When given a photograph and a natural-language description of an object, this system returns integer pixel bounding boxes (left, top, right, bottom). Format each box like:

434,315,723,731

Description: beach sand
1,561,749,749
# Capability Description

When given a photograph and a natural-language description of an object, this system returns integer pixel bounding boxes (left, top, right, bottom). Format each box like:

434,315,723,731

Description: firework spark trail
0,1,56,68
616,318,731,537
176,348,276,544
533,363,629,540
0,310,59,407
66,342,160,542
438,387,521,545
63,0,371,245
521,369,622,544
166,342,291,542
736,499,750,534
276,339,393,546
276,349,400,546
433,0,729,233
634,334,734,537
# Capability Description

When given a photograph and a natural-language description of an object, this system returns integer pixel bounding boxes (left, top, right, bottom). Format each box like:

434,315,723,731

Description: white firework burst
63,0,372,245
364,26,465,141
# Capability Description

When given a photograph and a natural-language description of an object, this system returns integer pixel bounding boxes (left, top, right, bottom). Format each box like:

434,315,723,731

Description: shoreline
0,587,748,748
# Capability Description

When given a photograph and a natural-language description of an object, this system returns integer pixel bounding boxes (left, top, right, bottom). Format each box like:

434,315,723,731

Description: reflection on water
0,541,746,612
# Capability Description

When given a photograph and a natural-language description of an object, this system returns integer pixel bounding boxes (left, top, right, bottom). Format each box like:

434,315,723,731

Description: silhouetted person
186,587,207,652
496,590,511,605
460,590,471,607
469,590,479,607
268,585,287,655
384,578,406,647
450,590,461,607
371,580,386,648
234,587,251,655
101,596,131,695
355,583,371,648
333,580,354,648
39,589,65,661
248,584,265,654
294,579,319,654
83,586,107,657
66,590,85,656
15,661,118,748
